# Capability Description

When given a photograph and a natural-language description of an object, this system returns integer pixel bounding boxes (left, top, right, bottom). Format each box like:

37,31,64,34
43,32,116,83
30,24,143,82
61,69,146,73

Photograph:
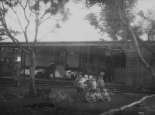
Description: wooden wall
1,42,154,88
113,43,154,88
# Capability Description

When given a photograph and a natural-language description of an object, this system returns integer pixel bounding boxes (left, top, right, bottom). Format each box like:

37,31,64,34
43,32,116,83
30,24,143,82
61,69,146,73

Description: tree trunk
29,49,37,96
119,11,155,81
128,26,155,81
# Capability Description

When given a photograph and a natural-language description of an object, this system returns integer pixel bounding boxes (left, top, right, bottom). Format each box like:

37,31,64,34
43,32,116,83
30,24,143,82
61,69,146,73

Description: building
0,41,155,88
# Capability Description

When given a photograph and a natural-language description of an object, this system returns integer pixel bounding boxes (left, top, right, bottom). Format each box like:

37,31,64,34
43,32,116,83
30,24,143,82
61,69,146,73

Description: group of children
75,72,111,103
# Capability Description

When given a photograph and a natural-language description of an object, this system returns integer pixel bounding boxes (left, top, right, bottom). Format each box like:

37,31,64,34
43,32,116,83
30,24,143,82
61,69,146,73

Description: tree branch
18,0,31,45
100,94,155,115
136,35,155,58
18,0,29,23
0,1,19,44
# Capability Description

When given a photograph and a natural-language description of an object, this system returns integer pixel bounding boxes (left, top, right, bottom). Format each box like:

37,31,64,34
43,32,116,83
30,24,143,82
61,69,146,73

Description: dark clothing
46,63,56,78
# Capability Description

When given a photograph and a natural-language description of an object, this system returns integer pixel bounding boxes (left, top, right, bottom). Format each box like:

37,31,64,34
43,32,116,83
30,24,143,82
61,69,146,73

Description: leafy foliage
0,0,70,41
86,0,137,40
0,0,18,7
137,10,155,41
43,0,69,15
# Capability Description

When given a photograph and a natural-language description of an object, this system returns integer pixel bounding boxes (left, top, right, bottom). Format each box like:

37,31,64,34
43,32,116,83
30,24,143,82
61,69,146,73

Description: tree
0,0,70,95
85,0,155,80
86,0,137,41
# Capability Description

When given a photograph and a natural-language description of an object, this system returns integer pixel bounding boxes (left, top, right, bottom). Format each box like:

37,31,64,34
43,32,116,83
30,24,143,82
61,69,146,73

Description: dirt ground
0,79,155,115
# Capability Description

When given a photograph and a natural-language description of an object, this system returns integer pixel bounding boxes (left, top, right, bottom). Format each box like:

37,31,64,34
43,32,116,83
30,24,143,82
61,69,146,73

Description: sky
39,1,104,42
2,0,155,42
136,0,155,12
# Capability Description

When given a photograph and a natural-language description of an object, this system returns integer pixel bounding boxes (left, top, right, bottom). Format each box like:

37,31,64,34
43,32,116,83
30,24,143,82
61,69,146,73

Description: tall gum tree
85,0,155,81
0,0,69,95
